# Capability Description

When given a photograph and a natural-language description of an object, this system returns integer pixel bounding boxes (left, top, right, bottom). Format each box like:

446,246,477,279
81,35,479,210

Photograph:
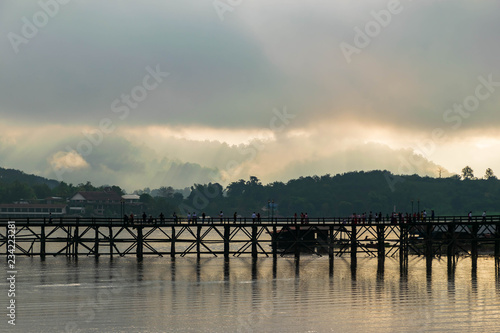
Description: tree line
1,167,500,218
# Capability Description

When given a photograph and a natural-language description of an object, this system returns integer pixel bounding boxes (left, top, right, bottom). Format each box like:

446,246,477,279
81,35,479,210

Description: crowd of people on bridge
347,210,435,224
121,209,491,225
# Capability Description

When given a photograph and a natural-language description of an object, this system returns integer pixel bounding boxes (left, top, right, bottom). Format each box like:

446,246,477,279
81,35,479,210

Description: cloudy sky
1,0,500,192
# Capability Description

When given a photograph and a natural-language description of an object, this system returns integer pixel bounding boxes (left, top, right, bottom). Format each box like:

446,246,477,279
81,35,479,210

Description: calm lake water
2,255,500,332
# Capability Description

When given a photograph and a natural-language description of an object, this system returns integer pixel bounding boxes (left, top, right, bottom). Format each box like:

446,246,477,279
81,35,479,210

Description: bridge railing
0,215,499,226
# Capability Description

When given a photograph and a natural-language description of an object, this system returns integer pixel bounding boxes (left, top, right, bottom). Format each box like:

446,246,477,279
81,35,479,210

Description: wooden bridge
2,215,500,275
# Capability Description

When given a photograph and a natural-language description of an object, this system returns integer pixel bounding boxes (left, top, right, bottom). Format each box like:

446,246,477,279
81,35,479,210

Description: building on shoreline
0,203,67,218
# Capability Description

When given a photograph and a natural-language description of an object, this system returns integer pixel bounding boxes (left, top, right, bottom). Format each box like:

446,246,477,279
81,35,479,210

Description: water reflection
426,255,432,277
471,266,478,295
426,266,432,297
377,256,384,280
224,259,230,281
295,257,300,278
10,255,500,332
447,263,456,304
351,257,357,281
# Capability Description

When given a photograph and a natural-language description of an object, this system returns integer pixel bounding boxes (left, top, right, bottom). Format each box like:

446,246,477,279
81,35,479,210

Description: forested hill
181,171,500,217
1,166,499,217
0,167,59,188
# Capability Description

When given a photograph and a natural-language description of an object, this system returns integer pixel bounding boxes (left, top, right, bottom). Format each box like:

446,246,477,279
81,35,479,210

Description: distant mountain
0,167,60,189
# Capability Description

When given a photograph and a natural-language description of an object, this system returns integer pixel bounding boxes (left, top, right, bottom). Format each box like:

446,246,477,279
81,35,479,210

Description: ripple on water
5,256,500,332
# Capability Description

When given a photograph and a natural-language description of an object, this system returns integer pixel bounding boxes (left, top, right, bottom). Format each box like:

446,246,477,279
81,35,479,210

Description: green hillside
1,167,499,218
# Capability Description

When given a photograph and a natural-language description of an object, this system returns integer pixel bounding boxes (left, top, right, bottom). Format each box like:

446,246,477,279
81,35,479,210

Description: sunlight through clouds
0,1,499,190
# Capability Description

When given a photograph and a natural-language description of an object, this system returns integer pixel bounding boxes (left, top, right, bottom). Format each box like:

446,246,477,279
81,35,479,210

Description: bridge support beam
40,225,46,261
329,226,334,275
471,223,479,271
224,225,230,260
94,226,99,258
351,224,357,264
425,223,433,273
171,226,176,258
251,226,258,259
295,225,301,260
400,223,408,276
197,226,202,259
137,226,143,260
447,222,456,269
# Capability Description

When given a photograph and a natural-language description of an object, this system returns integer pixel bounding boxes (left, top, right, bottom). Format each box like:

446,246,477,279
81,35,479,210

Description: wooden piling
329,225,334,275
400,223,408,275
66,226,72,256
74,225,79,257
425,222,433,276
40,224,46,260
94,226,99,257
197,226,202,258
425,223,433,268
447,221,456,268
5,225,8,257
377,225,385,260
471,223,478,271
295,225,301,260
377,225,385,275
224,225,230,260
251,225,258,259
351,224,357,263
108,225,113,258
137,226,143,260
170,226,176,258
272,225,277,260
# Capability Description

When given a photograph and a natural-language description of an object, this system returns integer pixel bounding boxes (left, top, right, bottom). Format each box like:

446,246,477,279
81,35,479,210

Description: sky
1,0,500,192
